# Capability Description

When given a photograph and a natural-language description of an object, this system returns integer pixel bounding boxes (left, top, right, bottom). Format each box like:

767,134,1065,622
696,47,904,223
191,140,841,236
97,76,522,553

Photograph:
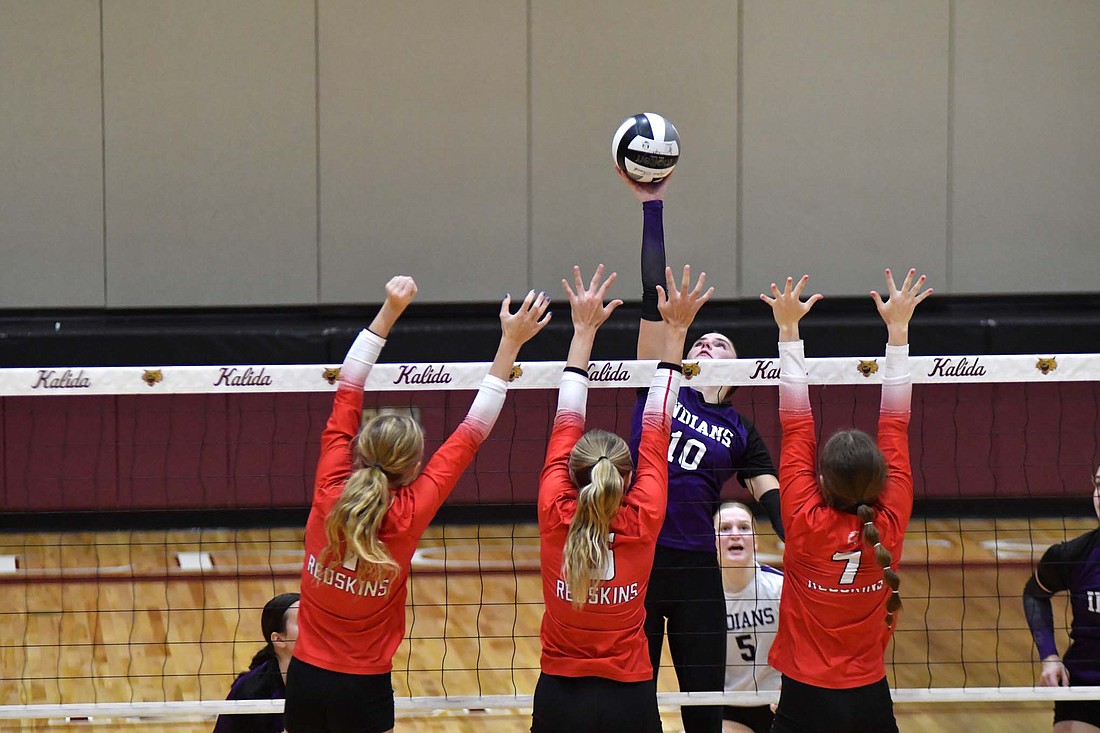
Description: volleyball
611,112,680,183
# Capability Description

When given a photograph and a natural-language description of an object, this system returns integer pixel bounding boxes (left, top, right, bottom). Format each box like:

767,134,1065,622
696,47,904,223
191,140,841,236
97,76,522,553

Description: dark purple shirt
1036,528,1100,687
630,387,775,553
212,659,285,733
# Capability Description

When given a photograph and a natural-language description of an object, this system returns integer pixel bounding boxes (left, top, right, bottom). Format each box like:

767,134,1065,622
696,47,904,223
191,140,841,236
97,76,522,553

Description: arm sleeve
778,340,811,416
407,374,509,535
876,346,914,531
556,367,589,421
1024,540,1073,660
758,489,785,542
338,329,385,389
539,367,590,525
1023,572,1059,660
880,343,911,414
630,363,683,533
312,330,387,503
875,412,914,532
776,338,821,533
640,200,666,322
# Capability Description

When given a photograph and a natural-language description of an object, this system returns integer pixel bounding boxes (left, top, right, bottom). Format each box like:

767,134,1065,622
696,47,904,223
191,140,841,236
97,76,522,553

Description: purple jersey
630,387,775,553
1036,528,1100,687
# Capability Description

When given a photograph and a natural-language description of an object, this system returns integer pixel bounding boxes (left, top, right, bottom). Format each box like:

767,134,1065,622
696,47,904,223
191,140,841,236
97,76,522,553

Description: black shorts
1055,699,1100,727
531,673,661,733
770,675,896,733
284,658,394,733
723,704,774,733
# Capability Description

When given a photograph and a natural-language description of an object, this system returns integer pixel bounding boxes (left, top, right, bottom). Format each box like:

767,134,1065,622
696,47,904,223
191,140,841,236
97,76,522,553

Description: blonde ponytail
857,504,902,626
562,430,633,609
322,413,423,583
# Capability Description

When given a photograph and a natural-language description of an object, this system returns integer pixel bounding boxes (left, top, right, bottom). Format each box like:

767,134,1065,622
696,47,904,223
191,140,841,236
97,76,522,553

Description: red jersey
294,382,496,675
537,365,680,682
767,409,913,688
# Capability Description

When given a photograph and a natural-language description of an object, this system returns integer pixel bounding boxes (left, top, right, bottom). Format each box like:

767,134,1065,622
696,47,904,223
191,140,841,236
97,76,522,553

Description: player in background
1023,464,1100,733
284,275,550,733
761,269,931,733
620,170,783,733
213,592,299,733
533,264,712,733
714,503,781,733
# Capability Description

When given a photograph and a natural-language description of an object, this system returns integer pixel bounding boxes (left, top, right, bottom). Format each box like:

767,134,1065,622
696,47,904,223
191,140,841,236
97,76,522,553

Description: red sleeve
539,413,583,529
313,385,363,504
626,414,670,536
406,420,485,537
876,412,913,534
778,411,823,532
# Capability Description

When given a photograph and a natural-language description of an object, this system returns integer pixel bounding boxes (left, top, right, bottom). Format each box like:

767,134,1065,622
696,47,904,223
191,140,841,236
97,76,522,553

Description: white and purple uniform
724,564,783,697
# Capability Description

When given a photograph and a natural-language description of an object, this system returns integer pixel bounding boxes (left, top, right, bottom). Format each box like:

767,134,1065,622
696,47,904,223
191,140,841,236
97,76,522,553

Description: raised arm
630,266,711,527
315,276,417,498
462,289,552,438
413,289,550,532
761,276,823,529
341,276,417,391
562,264,623,371
619,168,674,360
540,267,622,518
871,268,932,415
761,275,822,416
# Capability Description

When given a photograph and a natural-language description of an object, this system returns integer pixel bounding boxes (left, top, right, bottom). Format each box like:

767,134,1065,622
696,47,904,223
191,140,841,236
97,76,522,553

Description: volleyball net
2,353,1099,724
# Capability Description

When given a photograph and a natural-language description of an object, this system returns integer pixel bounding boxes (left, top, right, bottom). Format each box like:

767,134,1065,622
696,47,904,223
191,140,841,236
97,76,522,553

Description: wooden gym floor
1,516,1091,732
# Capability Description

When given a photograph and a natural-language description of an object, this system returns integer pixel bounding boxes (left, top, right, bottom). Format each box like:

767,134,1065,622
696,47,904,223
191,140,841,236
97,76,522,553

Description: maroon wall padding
3,382,1098,512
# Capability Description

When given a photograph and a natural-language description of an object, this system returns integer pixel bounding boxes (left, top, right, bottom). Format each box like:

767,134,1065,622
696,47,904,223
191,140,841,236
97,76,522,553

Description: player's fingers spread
691,271,708,297
680,264,692,293
663,267,678,296
597,271,618,297
589,263,606,291
573,266,585,292
883,268,897,295
900,268,916,292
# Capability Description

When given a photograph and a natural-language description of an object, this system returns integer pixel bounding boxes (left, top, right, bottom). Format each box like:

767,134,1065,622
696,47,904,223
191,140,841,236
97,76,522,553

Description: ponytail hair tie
596,455,610,462
864,521,875,528
370,463,384,470
875,542,883,550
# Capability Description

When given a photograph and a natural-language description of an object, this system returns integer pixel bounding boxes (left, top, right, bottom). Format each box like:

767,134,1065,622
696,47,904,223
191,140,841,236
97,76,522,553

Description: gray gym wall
1,0,1098,308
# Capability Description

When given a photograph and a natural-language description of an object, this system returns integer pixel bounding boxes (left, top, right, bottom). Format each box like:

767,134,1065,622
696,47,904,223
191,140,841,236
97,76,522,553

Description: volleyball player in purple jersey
619,171,784,733
1024,464,1100,732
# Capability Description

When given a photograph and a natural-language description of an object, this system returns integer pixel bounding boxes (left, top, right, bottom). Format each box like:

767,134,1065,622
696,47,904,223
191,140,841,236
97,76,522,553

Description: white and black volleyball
611,112,680,183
